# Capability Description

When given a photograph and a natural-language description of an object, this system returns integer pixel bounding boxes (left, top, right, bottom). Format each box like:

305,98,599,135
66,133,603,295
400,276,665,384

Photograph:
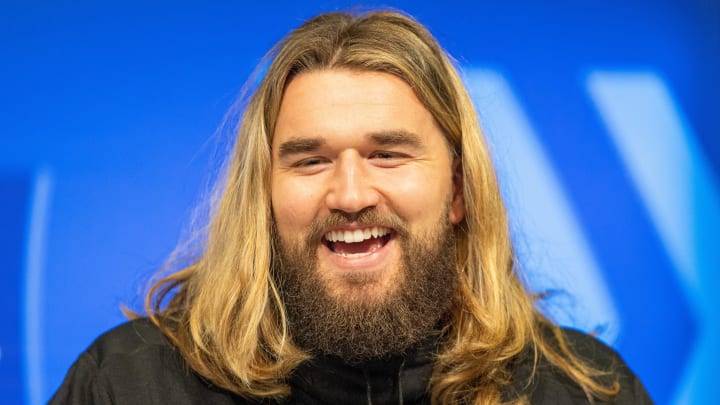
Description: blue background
1,1,717,404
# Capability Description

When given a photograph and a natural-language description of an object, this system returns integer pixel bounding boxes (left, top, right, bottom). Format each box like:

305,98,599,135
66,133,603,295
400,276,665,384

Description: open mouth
323,226,393,257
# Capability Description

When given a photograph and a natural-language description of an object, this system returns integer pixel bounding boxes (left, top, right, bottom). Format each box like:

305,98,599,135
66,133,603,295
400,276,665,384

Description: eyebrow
277,138,326,159
368,130,423,149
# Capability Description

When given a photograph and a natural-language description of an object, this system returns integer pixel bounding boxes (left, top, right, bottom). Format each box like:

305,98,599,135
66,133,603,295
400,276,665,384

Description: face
271,69,464,305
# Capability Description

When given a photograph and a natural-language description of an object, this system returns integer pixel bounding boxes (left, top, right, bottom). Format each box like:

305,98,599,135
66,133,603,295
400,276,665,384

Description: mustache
305,208,409,245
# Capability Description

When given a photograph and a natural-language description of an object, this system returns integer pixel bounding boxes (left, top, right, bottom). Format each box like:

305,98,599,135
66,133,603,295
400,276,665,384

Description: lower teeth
336,252,372,258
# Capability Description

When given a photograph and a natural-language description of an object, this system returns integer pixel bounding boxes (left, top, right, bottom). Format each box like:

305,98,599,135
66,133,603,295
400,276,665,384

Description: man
51,10,653,404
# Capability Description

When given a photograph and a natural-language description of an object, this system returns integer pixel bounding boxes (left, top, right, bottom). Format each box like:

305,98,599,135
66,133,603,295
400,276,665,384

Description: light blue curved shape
464,68,620,343
586,71,719,405
22,169,52,405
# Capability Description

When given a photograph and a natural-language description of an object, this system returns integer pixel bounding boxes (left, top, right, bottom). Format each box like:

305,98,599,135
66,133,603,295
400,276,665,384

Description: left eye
371,152,397,159
369,151,410,167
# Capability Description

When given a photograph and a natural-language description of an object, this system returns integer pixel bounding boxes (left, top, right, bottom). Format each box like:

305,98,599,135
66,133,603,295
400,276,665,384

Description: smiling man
271,70,463,361
52,10,653,405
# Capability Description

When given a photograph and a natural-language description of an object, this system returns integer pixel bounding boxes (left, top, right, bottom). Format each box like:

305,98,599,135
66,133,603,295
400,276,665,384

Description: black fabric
50,319,654,404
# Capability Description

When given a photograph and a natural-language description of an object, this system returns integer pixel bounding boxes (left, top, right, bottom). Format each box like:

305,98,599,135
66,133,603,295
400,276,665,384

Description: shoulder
559,328,623,371
510,327,654,404
72,317,183,385
49,318,247,405
82,318,171,367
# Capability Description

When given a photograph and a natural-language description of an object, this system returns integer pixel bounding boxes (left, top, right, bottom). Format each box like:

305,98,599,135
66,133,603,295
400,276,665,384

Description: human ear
449,157,465,224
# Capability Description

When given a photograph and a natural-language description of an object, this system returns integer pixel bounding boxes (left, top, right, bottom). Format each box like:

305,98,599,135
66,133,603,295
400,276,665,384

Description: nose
325,152,379,214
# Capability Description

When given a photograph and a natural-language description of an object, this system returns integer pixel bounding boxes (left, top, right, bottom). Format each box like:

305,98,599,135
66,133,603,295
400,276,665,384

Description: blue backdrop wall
1,1,717,404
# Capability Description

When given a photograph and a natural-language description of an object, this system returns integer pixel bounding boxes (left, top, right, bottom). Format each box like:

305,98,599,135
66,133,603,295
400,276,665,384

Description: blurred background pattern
1,1,717,403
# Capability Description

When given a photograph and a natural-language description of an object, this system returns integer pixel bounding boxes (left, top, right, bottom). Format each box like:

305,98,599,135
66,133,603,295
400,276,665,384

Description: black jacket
50,319,653,404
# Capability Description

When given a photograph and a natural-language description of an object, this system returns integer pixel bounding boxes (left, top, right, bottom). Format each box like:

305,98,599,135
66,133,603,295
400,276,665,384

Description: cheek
384,169,452,220
272,179,322,235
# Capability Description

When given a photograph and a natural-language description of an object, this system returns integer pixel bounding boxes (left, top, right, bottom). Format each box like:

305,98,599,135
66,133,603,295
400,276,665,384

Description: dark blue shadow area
508,68,697,403
0,172,31,404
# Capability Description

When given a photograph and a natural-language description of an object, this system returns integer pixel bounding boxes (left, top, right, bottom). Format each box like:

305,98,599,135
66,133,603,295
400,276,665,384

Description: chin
322,269,403,307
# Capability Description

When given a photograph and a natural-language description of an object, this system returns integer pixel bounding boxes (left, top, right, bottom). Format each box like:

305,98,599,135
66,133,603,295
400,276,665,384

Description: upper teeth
325,226,390,243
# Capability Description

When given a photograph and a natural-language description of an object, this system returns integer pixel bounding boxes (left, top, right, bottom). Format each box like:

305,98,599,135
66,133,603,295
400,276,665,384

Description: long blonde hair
145,10,619,404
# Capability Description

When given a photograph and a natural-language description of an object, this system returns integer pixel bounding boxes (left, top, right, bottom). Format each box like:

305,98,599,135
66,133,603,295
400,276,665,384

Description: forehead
272,69,447,150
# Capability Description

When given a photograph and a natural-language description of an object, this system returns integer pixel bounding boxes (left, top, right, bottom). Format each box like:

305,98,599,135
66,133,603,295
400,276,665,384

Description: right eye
293,157,326,167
